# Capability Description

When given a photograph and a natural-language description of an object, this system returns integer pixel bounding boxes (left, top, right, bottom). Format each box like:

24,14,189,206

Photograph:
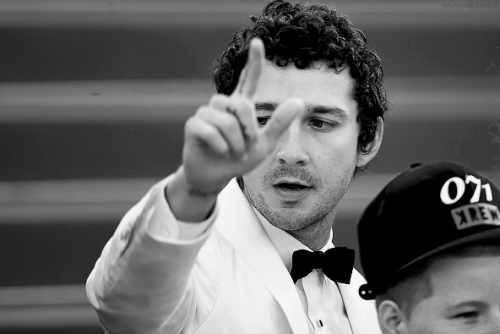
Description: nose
275,121,310,166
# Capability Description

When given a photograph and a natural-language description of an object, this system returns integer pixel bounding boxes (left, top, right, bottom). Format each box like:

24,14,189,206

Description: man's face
403,256,500,334
242,61,372,231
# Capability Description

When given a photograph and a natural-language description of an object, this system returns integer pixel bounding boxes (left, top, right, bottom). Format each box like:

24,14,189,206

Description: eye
454,311,479,320
308,119,336,131
257,117,270,127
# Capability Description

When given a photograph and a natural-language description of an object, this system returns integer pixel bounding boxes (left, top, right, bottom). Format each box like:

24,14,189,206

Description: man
87,1,388,333
357,161,500,334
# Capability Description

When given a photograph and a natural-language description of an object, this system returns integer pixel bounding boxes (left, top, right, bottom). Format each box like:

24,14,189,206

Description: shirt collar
251,206,334,273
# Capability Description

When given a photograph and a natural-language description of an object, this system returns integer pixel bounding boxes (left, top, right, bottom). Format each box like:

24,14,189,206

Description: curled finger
185,116,229,156
196,106,247,157
225,96,259,147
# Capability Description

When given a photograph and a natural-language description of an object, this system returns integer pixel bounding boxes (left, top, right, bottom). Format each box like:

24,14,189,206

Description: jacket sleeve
86,175,220,334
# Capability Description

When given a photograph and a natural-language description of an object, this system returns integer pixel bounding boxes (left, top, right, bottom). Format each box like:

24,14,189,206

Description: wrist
178,165,227,198
165,166,219,222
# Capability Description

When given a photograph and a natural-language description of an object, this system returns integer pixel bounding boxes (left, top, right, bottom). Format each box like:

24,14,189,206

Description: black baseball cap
358,161,500,300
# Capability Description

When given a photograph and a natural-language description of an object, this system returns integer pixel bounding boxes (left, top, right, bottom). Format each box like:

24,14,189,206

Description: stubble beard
243,169,354,233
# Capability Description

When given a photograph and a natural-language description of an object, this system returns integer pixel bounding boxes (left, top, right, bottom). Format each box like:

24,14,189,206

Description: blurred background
0,0,499,333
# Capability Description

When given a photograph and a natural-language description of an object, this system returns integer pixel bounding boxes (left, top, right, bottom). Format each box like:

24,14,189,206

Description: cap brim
360,227,500,300
398,227,500,271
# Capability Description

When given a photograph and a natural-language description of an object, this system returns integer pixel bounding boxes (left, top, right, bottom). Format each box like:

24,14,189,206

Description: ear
356,116,384,168
377,300,408,334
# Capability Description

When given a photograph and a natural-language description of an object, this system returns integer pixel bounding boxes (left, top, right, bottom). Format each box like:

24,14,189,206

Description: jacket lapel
337,270,382,334
216,179,310,334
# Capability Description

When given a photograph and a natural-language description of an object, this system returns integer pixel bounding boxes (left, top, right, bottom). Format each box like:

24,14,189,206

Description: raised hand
168,38,303,221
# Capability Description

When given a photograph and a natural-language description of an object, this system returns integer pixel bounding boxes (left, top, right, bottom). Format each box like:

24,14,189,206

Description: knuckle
184,116,197,132
209,94,229,110
185,118,207,140
195,105,209,117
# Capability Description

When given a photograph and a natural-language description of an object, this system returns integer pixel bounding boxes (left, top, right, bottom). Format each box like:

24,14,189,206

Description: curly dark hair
212,0,388,154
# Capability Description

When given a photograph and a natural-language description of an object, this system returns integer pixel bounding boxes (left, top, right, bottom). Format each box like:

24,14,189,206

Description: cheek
405,302,450,334
336,124,361,149
243,169,261,186
406,314,435,334
318,123,359,151
407,320,453,334
312,132,359,167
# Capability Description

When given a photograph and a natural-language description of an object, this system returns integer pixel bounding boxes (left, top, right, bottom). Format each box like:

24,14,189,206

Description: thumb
261,98,303,148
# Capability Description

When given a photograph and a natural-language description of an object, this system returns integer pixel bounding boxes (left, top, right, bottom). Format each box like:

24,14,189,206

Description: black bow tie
290,247,355,284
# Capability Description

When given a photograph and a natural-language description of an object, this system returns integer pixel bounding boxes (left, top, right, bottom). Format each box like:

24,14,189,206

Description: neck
287,210,336,250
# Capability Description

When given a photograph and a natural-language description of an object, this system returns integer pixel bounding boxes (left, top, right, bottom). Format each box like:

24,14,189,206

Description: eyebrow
445,301,486,313
255,102,347,120
255,102,278,111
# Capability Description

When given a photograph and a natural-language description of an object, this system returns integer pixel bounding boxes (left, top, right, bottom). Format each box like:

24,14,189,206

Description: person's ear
356,116,384,168
377,300,408,334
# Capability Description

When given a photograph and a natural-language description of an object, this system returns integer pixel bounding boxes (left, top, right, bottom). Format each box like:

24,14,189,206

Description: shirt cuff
146,176,217,242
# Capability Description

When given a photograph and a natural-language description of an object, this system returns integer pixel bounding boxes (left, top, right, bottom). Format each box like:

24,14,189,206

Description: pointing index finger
235,38,265,99
262,98,304,148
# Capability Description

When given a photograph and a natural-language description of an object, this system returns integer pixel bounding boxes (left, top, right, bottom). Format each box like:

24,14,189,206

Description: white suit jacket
86,176,381,334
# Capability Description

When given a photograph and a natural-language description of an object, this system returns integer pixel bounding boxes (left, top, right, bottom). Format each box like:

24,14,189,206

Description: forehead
254,61,355,108
426,255,500,303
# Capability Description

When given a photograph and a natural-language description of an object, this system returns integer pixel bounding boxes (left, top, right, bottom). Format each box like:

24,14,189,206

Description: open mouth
274,183,310,191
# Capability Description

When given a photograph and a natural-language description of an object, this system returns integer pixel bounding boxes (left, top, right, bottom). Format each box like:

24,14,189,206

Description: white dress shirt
255,209,353,334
